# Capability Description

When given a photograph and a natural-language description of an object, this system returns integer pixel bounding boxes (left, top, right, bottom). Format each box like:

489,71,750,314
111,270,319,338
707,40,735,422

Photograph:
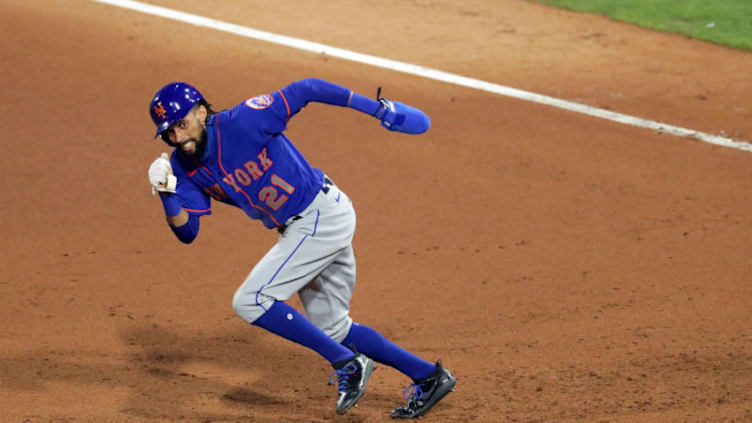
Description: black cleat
330,353,375,414
391,360,456,419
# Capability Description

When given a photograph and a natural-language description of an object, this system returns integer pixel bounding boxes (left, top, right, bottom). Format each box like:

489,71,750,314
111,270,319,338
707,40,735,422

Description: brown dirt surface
2,0,752,422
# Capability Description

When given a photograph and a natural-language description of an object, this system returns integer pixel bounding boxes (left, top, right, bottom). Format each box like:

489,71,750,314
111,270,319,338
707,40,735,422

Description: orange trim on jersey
216,114,281,227
184,207,211,213
188,165,214,179
278,89,291,122
199,165,214,176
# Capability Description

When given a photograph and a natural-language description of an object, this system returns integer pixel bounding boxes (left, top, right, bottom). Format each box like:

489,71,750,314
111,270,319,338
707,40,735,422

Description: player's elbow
296,77,322,87
175,233,197,244
169,214,200,244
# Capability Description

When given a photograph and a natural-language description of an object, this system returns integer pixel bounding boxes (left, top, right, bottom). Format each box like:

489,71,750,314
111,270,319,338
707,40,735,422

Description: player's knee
232,288,270,324
317,314,353,343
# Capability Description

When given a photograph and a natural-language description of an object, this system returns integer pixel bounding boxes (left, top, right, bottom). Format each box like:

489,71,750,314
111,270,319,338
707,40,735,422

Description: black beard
178,127,208,162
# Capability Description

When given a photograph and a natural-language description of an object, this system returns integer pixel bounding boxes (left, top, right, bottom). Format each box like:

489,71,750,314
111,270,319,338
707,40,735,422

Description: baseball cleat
330,353,375,414
390,360,456,419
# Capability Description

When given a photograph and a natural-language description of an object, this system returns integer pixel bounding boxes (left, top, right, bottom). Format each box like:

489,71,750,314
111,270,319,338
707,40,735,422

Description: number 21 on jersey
259,174,295,210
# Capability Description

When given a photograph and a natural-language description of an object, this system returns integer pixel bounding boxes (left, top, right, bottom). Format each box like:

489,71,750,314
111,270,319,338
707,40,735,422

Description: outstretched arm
281,78,431,134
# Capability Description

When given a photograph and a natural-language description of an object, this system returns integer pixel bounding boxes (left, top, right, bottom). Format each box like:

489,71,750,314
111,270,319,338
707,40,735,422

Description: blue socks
252,301,355,366
251,302,437,379
341,322,436,381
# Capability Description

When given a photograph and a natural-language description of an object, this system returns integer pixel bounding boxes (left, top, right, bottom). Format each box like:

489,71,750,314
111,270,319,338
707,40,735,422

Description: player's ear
197,104,208,121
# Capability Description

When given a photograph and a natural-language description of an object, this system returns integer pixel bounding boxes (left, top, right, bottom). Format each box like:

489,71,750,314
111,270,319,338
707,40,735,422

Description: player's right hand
148,153,177,195
374,88,431,135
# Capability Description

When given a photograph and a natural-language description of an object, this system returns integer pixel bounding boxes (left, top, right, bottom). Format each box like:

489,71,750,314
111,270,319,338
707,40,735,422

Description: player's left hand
374,89,431,135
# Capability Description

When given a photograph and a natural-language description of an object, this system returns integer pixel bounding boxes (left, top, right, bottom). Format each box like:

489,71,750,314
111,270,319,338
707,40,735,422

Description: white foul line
93,0,752,152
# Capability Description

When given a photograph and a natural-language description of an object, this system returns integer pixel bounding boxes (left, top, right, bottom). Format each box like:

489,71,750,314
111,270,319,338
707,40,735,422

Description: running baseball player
146,78,455,418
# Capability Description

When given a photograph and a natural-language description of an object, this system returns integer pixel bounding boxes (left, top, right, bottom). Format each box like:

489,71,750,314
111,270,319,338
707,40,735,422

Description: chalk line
92,0,752,152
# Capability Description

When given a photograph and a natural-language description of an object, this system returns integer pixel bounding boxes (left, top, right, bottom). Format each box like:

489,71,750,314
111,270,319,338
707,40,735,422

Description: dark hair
197,99,216,116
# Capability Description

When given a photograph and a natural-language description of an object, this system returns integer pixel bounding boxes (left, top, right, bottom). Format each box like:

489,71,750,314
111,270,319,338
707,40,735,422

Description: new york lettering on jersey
185,164,232,203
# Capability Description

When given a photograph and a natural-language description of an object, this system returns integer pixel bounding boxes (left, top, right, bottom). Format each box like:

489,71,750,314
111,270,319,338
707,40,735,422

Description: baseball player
146,78,455,418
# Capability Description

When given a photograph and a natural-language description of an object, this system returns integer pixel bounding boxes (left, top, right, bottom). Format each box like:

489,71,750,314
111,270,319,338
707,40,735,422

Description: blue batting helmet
149,82,204,138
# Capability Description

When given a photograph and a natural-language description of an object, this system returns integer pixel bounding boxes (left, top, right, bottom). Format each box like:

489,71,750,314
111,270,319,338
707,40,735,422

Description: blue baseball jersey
168,79,350,229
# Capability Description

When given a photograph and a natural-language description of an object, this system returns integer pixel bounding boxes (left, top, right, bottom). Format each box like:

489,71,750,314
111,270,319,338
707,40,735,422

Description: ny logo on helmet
153,102,167,120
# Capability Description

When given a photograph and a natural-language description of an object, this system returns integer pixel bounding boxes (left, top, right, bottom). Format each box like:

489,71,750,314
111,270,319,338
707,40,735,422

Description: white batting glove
148,152,177,195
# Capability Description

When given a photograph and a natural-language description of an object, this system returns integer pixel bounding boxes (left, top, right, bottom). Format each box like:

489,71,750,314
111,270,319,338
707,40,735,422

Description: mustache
177,129,207,159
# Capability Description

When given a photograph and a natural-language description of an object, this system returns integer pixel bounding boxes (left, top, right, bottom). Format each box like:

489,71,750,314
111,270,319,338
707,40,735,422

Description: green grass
531,0,752,51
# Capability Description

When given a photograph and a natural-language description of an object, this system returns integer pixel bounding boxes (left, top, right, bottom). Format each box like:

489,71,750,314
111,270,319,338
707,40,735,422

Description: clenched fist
148,152,177,194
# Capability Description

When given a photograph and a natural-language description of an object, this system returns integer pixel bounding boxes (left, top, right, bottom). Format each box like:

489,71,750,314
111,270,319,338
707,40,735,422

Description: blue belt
321,176,333,194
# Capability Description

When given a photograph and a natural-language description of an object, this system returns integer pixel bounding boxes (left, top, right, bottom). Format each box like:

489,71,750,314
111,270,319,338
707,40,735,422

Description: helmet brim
154,121,171,138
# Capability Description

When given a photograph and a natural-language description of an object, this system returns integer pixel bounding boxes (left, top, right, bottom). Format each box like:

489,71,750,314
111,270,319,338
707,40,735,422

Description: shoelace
328,362,357,392
402,382,425,402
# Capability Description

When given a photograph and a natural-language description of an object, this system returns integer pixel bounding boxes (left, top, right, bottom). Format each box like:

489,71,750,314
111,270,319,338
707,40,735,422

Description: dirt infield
2,0,752,422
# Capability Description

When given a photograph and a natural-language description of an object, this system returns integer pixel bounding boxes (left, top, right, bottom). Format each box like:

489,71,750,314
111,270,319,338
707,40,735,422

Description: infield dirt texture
2,1,752,422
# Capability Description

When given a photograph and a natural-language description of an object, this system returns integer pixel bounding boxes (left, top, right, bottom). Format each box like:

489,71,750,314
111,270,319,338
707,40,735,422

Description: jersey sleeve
175,178,212,216
170,156,212,216
232,78,352,137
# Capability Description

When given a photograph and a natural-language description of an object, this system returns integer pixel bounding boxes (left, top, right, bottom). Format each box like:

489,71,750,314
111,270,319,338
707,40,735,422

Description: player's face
167,105,207,159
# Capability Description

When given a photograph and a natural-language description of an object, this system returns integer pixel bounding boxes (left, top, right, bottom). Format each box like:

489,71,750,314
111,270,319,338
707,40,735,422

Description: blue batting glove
374,90,431,135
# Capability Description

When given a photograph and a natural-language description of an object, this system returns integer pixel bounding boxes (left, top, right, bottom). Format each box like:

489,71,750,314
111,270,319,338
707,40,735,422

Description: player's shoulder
221,93,280,126
226,93,276,117
243,93,275,111
168,150,195,177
